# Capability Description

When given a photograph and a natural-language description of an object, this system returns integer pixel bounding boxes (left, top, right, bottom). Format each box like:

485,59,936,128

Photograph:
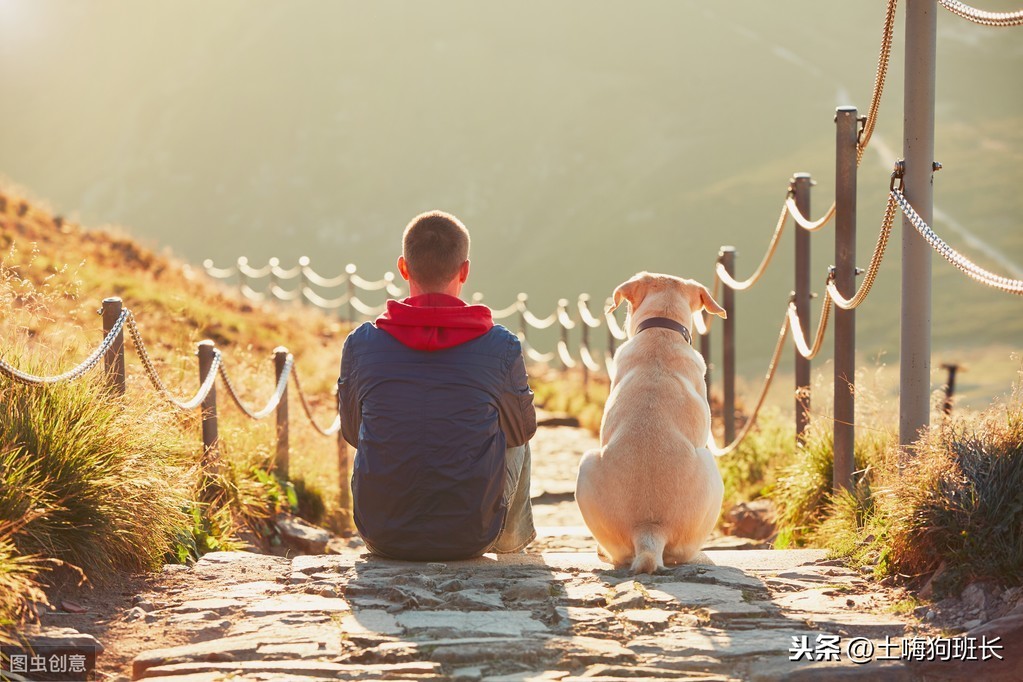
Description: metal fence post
337,431,354,531
298,257,310,306
237,257,248,297
518,294,529,344
606,297,618,360
792,174,813,444
941,363,959,417
346,264,357,325
558,299,570,371
273,347,290,480
720,247,737,446
102,297,126,396
834,107,859,493
197,340,219,468
901,0,936,447
579,295,591,392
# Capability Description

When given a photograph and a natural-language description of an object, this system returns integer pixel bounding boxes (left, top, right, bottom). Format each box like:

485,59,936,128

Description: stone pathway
22,421,1015,681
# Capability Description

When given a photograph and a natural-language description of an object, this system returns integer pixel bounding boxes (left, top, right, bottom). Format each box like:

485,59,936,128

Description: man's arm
498,347,537,448
337,336,361,448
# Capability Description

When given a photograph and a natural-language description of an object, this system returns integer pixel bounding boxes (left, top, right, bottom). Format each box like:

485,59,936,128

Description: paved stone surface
29,421,992,680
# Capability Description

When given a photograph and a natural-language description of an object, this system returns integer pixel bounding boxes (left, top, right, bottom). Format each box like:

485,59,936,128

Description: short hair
402,211,470,291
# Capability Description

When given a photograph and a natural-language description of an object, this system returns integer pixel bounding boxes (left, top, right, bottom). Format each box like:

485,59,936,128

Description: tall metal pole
901,0,936,447
834,107,858,493
720,247,737,446
792,174,812,444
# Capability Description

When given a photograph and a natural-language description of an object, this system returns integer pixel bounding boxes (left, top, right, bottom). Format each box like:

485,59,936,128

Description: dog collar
636,316,692,345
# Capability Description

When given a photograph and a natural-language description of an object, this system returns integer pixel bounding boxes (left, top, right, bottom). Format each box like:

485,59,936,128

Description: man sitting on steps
337,210,537,561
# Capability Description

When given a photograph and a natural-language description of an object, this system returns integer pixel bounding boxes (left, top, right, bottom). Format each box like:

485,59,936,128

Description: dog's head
607,272,726,336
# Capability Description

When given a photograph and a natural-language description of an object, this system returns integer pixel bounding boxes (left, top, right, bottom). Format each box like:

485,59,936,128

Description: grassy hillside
0,185,355,640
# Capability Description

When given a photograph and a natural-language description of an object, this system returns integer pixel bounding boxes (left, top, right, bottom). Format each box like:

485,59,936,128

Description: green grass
779,368,1023,596
0,522,48,645
717,407,795,512
0,368,194,577
874,384,1023,593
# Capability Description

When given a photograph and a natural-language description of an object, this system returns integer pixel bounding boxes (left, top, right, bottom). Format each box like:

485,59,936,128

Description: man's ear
397,255,411,282
698,284,727,318
606,274,648,314
458,259,470,284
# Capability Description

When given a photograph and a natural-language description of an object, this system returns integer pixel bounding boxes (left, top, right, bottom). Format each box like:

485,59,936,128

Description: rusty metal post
720,247,737,446
273,347,290,480
941,363,959,416
102,297,126,396
197,340,219,467
792,174,813,444
834,107,859,493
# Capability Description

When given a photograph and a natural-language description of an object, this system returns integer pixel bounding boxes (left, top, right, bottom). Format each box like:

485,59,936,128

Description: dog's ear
697,284,727,319
607,274,648,314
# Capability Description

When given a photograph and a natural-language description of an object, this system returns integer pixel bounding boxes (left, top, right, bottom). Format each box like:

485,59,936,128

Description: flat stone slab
396,610,549,636
171,598,244,614
340,609,403,637
646,582,749,607
245,594,350,614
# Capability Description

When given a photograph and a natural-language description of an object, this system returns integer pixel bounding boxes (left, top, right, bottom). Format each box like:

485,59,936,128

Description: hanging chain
290,364,341,436
938,0,1023,26
857,0,898,163
716,203,789,291
217,354,293,420
0,309,128,386
825,189,899,310
708,309,790,457
124,313,221,410
893,188,1023,294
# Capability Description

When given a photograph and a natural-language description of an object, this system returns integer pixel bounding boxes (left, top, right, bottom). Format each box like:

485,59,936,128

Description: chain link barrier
217,354,293,420
707,310,790,457
825,191,898,310
0,309,128,386
125,313,221,410
716,203,789,291
786,197,836,232
290,364,342,437
938,0,1023,25
787,296,833,360
893,188,1023,294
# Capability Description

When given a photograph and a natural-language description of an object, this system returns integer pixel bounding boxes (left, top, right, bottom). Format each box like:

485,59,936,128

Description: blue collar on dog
636,316,692,345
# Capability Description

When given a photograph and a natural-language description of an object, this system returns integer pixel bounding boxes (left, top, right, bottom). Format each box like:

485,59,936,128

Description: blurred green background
1,1,1020,406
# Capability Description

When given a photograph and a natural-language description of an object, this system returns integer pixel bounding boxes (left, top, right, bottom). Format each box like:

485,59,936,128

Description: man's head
398,210,471,296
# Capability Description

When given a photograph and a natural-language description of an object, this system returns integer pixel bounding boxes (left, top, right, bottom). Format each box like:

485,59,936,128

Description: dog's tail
630,525,667,575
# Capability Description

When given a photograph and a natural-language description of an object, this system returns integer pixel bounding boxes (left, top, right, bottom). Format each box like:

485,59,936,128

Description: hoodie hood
375,293,495,351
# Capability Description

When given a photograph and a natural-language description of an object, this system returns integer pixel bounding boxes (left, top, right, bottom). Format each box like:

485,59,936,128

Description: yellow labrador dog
576,272,727,574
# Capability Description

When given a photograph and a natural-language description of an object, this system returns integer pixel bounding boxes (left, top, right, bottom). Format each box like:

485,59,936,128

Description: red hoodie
375,293,495,351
